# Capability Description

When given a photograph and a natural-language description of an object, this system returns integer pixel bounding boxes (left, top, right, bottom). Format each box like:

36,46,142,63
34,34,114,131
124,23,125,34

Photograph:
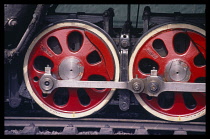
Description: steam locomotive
4,4,206,122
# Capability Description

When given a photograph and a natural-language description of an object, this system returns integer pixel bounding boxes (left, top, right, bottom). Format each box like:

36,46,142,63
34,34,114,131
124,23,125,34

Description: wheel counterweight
129,23,206,121
23,19,120,118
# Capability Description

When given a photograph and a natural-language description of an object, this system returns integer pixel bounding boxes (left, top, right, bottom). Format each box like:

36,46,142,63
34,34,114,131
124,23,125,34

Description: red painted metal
27,27,115,113
133,29,206,117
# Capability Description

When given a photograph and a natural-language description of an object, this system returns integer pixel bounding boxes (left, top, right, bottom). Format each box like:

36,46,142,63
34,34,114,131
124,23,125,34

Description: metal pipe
4,4,45,63
136,4,140,28
127,4,131,22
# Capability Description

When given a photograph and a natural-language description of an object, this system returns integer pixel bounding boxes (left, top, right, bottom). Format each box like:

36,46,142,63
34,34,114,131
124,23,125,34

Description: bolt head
133,82,141,91
149,82,159,92
44,81,50,86
40,77,54,91
121,40,128,48
8,19,17,26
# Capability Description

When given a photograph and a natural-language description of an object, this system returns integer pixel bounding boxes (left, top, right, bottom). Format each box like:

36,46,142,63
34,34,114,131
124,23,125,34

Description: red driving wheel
129,23,206,121
23,20,120,118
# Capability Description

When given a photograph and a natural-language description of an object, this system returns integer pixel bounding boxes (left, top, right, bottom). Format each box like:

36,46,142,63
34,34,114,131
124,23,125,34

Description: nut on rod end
151,67,157,76
45,65,51,74
129,78,144,94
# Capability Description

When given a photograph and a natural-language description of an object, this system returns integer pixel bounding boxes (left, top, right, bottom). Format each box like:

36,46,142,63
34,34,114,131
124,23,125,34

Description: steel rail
4,117,206,133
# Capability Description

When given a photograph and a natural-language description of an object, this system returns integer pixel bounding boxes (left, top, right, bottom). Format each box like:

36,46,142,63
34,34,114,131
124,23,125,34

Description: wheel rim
129,23,206,121
24,20,120,118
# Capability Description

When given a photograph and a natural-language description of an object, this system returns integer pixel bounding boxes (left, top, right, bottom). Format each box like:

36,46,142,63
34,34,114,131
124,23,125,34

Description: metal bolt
121,102,128,110
8,19,18,27
133,82,141,91
121,40,128,48
149,82,158,92
40,77,54,91
104,124,110,128
44,81,50,86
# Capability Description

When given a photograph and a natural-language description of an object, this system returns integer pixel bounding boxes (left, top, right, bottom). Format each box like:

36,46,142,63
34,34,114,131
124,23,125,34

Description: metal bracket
118,6,132,111
62,124,78,135
21,123,39,135
119,48,130,111
39,66,206,97
99,124,114,135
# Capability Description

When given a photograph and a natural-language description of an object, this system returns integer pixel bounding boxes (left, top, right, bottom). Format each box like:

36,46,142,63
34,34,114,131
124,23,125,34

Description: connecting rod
39,66,206,97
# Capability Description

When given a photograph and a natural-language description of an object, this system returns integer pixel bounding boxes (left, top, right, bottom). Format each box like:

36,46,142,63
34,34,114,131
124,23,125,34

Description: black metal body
142,6,205,33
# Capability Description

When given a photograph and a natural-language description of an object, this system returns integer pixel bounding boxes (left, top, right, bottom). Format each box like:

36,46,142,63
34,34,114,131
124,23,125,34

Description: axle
39,66,206,97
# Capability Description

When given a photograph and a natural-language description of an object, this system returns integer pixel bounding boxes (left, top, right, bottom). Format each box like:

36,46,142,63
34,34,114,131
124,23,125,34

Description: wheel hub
165,60,191,82
59,57,84,80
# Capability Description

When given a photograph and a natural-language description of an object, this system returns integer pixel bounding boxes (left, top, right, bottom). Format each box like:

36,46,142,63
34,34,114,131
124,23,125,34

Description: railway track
4,117,206,135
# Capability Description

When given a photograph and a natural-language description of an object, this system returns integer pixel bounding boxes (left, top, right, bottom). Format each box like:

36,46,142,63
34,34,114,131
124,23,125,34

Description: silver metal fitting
8,18,18,27
39,77,54,91
130,78,144,93
132,82,141,91
148,82,159,93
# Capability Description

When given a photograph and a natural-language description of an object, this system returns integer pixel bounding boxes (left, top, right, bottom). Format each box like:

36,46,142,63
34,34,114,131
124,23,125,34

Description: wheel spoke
158,30,178,56
28,66,44,79
188,35,206,59
187,31,206,50
47,29,71,54
31,42,62,72
141,94,159,108
30,49,60,79
85,88,108,104
66,88,85,111
183,42,200,61
141,43,163,62
190,65,206,82
133,69,148,79
41,90,56,107
83,60,110,80
29,46,55,63
173,92,187,110
78,33,98,57
191,92,206,107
